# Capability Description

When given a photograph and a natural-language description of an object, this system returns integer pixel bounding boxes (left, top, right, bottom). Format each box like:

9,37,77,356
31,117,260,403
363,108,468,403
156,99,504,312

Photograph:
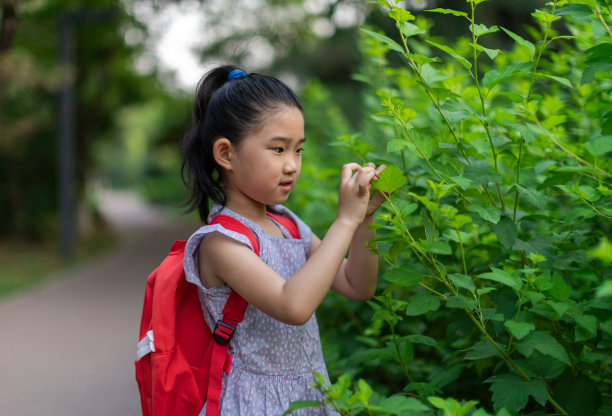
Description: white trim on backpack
136,330,155,360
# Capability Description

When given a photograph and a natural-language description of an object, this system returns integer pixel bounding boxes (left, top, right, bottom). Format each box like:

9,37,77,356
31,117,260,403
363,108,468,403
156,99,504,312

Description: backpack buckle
213,320,236,345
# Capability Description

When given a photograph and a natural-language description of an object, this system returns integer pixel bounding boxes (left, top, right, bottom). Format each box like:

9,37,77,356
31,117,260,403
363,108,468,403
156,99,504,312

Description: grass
0,227,117,299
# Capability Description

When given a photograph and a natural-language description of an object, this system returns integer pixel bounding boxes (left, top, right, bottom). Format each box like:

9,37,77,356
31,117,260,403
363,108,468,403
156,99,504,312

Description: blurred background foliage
0,0,543,242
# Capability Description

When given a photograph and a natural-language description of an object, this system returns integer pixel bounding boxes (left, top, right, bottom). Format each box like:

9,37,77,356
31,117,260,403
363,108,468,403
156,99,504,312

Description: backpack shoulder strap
204,214,256,416
266,211,300,239
209,214,260,255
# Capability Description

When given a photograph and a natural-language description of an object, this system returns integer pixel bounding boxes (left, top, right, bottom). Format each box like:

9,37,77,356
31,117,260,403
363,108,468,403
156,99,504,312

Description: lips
279,179,294,192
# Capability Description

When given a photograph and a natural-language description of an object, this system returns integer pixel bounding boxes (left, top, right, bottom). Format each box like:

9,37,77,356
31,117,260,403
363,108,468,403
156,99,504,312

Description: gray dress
184,204,337,415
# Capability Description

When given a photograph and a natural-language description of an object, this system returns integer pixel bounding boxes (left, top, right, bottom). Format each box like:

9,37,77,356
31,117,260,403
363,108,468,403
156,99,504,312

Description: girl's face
223,106,305,209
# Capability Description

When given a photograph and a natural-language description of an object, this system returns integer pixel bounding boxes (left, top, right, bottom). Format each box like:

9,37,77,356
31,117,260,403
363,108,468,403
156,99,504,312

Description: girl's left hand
365,163,387,217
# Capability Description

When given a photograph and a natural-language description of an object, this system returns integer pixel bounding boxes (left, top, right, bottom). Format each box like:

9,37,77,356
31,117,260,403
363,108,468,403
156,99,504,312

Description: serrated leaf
516,185,547,209
425,8,468,18
465,340,502,360
554,4,593,18
372,164,407,194
449,273,476,290
426,40,472,70
380,395,430,412
389,7,415,23
446,295,478,310
482,62,533,89
516,351,565,379
500,27,535,56
383,265,423,286
490,216,518,250
479,267,522,289
405,334,439,348
514,331,570,365
504,320,535,339
283,400,324,415
449,175,472,190
360,28,404,53
405,294,441,316
542,74,572,87
486,373,548,411
468,204,501,223
473,23,499,37
585,135,612,156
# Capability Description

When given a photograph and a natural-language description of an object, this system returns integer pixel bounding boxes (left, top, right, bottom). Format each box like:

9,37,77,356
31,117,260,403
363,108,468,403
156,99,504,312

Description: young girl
181,65,385,415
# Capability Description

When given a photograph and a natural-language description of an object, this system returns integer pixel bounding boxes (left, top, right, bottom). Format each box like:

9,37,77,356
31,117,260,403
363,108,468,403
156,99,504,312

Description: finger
376,164,387,175
356,168,377,188
341,163,362,182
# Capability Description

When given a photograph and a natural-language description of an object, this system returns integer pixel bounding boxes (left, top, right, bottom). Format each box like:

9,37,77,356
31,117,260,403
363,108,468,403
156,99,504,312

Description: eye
272,147,284,154
296,147,304,154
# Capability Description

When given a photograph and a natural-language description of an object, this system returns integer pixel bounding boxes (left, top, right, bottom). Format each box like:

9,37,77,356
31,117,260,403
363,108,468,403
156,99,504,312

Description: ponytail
181,65,303,222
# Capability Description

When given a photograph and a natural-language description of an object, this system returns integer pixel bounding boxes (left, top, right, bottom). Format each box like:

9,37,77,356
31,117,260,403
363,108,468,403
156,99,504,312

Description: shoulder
268,205,313,254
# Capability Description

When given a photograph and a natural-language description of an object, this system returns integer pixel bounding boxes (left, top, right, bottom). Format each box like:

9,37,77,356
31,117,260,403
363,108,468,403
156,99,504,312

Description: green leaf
554,374,603,416
482,62,533,89
419,63,449,86
516,351,565,379
426,40,472,70
554,4,593,18
389,7,415,23
283,400,324,415
547,273,570,301
486,373,548,411
405,334,439,349
490,216,518,250
405,294,441,316
472,23,499,37
500,27,535,56
420,239,452,255
543,74,572,88
515,185,547,209
425,8,468,18
446,295,478,310
450,175,472,191
531,9,561,25
582,43,612,84
372,164,407,194
326,374,351,401
360,28,404,53
504,320,535,340
468,204,501,223
575,313,597,334
479,267,522,289
383,265,423,286
585,135,612,156
348,379,374,405
465,340,502,360
514,331,570,365
380,395,430,413
449,273,476,291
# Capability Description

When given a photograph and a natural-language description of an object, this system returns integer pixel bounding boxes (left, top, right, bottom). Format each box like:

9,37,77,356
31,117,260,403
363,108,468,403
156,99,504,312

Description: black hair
181,65,303,223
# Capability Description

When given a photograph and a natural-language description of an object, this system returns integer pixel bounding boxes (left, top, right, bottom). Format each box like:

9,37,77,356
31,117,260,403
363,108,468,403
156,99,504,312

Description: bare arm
199,163,379,325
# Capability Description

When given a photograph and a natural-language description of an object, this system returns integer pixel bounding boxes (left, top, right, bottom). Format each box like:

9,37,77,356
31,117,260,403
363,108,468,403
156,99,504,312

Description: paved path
0,191,199,416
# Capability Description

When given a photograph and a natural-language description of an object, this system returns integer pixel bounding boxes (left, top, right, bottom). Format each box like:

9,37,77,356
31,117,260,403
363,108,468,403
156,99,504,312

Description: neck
224,187,269,223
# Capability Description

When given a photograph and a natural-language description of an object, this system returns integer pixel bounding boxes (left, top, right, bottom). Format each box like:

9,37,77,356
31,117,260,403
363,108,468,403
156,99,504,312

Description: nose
283,154,299,175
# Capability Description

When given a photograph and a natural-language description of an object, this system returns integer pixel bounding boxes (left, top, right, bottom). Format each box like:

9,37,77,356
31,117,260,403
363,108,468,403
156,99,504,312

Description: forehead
252,106,304,138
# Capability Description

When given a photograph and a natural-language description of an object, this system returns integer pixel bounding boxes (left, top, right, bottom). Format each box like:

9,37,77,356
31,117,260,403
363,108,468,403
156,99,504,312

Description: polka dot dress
184,204,338,416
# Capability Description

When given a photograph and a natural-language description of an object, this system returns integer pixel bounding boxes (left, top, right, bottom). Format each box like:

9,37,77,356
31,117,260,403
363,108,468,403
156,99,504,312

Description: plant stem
532,115,611,179
470,3,506,211
513,0,557,219
595,4,612,37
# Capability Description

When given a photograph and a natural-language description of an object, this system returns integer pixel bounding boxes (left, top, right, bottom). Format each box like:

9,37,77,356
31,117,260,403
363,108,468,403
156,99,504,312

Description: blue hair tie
228,69,247,81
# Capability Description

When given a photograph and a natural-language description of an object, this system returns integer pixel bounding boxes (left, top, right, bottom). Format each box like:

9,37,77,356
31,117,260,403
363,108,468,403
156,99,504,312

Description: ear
213,138,233,171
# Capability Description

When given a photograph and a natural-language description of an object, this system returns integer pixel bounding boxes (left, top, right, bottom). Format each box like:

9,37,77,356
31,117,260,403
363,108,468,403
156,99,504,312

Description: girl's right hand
336,163,379,227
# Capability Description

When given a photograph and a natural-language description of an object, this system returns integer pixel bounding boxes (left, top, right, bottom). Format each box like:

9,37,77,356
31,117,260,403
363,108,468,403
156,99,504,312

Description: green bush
289,1,612,415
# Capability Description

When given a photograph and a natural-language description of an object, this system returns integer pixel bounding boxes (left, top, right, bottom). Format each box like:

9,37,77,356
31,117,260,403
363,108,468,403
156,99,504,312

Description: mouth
279,179,294,192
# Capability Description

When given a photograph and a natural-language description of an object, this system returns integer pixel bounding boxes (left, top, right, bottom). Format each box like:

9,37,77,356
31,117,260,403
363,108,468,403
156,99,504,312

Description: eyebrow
269,137,306,144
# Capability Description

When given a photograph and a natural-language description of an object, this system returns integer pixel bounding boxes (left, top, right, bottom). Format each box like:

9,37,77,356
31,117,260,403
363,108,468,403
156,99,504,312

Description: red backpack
134,212,299,416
